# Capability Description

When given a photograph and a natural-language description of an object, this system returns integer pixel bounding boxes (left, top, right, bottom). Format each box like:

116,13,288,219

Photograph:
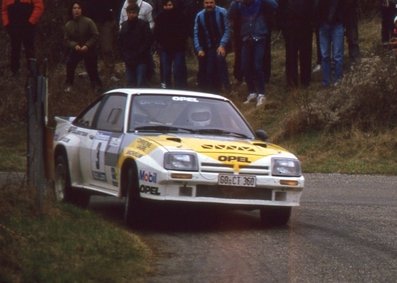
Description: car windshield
128,94,255,139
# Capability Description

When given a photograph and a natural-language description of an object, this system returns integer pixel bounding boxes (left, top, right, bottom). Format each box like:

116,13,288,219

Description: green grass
0,125,27,171
0,186,151,283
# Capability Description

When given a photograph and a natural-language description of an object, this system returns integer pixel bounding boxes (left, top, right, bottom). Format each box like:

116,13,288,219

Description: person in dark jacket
118,3,153,87
84,0,120,81
193,0,231,92
315,0,346,87
278,0,315,88
1,0,44,77
154,0,189,89
228,0,278,107
64,1,102,93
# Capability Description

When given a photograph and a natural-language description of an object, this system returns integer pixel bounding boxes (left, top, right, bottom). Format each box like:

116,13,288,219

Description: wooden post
26,58,49,211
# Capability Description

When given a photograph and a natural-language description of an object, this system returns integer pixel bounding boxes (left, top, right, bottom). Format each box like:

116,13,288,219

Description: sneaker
256,94,266,107
160,82,167,89
64,85,72,93
312,64,321,73
243,93,257,104
110,75,120,82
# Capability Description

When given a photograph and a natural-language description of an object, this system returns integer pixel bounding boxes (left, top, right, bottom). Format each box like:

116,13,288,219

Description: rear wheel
124,166,144,227
260,206,291,227
54,154,90,208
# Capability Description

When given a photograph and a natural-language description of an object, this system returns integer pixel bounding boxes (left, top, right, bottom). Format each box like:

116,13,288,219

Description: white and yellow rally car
53,89,304,226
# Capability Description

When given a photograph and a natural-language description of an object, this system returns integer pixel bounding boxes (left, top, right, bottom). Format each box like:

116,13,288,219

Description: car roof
105,88,229,101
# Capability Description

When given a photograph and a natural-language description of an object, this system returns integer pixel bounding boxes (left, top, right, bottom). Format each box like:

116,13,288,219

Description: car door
89,94,127,192
76,94,127,193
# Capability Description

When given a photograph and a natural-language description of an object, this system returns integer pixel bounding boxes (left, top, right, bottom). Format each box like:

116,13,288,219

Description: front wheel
260,206,292,227
124,166,144,227
54,153,90,208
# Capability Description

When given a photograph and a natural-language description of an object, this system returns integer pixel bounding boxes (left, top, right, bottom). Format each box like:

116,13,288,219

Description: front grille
196,185,272,200
200,162,269,175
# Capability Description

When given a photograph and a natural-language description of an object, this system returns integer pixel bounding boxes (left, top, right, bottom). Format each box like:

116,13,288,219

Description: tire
54,154,90,208
260,206,292,227
123,166,144,227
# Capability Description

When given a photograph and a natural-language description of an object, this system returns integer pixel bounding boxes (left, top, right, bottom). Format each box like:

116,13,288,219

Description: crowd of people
1,0,397,106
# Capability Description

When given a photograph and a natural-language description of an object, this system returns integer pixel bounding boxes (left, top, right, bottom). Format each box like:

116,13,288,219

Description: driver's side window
96,95,127,132
74,101,100,128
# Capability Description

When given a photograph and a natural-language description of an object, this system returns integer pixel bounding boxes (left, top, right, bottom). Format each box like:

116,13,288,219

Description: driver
188,105,212,127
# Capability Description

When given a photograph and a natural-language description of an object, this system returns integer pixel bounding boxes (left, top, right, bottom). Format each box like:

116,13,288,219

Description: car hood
144,134,292,159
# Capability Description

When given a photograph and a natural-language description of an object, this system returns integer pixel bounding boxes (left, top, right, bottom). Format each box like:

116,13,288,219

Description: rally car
53,89,304,226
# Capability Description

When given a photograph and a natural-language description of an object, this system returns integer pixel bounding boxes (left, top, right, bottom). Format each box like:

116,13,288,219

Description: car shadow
88,195,274,232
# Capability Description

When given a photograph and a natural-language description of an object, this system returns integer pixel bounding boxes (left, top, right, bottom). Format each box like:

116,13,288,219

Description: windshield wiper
195,128,251,139
134,125,195,133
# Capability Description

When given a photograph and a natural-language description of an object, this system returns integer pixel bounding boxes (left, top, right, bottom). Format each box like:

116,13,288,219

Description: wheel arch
54,144,83,185
120,158,139,198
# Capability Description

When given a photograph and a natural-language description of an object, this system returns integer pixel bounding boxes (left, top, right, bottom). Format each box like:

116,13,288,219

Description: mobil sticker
139,170,157,183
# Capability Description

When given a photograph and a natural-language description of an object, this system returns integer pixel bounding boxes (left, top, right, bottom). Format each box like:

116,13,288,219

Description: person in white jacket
119,0,154,29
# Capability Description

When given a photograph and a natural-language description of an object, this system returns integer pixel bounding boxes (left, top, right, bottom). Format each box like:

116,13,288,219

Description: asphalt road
89,173,397,283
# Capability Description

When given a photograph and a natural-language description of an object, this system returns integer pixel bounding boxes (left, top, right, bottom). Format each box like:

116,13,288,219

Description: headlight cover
164,152,198,171
271,158,302,177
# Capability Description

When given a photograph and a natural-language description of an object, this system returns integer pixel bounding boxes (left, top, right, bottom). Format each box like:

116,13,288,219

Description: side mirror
255,129,268,141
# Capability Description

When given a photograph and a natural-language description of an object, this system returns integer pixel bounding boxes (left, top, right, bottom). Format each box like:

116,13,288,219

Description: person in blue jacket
194,0,231,93
228,0,278,107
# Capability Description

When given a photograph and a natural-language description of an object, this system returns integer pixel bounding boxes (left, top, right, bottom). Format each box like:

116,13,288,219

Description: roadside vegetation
1,2,396,281
0,181,151,283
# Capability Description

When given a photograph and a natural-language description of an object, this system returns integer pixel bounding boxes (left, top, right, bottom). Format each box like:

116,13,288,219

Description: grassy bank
0,184,151,283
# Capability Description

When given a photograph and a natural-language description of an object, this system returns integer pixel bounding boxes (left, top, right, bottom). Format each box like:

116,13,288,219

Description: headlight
164,152,198,171
271,158,302,177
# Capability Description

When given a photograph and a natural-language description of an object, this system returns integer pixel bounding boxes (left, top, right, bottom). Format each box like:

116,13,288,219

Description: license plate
218,174,256,187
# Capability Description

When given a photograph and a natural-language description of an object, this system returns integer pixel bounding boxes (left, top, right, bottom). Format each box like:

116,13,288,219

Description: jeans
319,23,344,86
197,48,230,92
66,50,102,86
283,28,312,87
241,37,266,94
7,26,36,75
160,50,187,89
125,62,147,87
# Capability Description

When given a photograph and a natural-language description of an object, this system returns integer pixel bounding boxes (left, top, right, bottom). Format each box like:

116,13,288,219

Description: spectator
120,0,155,83
119,0,154,29
381,0,397,45
64,1,102,93
84,0,120,82
1,0,44,77
315,0,346,87
228,0,278,107
118,3,153,87
154,0,189,89
194,0,231,92
345,0,361,64
278,0,315,88
229,0,274,84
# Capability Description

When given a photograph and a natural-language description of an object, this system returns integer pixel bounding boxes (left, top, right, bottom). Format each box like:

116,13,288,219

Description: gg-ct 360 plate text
218,174,256,187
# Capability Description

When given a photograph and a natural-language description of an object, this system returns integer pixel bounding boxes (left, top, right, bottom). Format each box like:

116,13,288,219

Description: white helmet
188,105,212,127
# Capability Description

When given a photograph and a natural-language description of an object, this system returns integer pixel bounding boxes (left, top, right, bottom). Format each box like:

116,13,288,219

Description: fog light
280,180,298,186
171,173,193,179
